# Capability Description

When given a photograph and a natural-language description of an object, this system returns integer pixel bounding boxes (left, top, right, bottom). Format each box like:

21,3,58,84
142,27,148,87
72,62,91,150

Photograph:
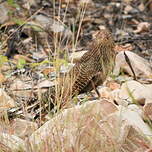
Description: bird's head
93,29,115,48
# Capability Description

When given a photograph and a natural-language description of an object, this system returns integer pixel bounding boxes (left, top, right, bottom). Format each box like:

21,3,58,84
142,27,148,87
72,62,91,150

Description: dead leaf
42,67,55,75
106,81,120,90
78,0,93,6
0,89,16,109
98,87,111,100
0,73,6,83
124,5,133,14
99,25,106,30
138,3,145,11
114,44,133,52
134,22,150,33
14,55,34,63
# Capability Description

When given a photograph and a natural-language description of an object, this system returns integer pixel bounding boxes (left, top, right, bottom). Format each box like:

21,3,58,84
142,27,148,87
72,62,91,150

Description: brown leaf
114,44,133,52
106,81,120,90
0,73,6,83
14,55,34,63
42,67,55,75
134,22,150,33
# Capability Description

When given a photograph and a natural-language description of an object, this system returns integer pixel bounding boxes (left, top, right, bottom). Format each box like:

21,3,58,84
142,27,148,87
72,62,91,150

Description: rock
35,80,55,89
28,100,118,151
22,21,49,50
0,3,9,24
33,14,65,33
62,0,74,3
78,0,94,7
11,118,38,139
98,84,123,105
0,133,26,152
10,79,32,91
117,104,152,151
120,126,152,152
110,89,129,106
24,15,71,49
28,100,152,152
106,81,120,90
113,51,152,79
119,80,152,105
98,87,112,101
127,104,143,116
118,105,151,136
22,0,37,9
32,51,48,61
0,89,16,109
143,99,152,121
10,79,34,98
114,75,133,83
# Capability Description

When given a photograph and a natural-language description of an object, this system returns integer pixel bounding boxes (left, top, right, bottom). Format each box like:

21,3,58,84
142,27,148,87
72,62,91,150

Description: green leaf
0,55,8,67
7,0,20,9
13,18,25,26
17,58,26,69
53,58,68,71
30,60,52,68
25,24,44,32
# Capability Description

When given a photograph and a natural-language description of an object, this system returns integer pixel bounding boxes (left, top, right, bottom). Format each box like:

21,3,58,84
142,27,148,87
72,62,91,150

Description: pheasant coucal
58,29,116,107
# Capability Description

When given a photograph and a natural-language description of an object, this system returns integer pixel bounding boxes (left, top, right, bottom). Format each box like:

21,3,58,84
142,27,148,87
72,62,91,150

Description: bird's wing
71,61,97,96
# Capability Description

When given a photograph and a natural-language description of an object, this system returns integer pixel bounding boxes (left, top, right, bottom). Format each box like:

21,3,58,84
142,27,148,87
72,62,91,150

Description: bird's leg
91,80,101,98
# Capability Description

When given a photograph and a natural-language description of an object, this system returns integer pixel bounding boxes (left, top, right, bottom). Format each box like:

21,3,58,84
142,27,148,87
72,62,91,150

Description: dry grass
0,1,152,152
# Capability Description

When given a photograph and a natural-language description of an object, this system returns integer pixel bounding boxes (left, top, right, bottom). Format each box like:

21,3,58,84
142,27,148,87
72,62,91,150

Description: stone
119,80,152,105
0,133,26,152
28,100,118,151
11,118,38,139
24,15,71,49
78,0,94,7
10,79,34,98
22,0,37,9
10,79,32,90
0,3,9,24
110,89,129,106
117,105,152,152
98,87,112,101
33,14,65,33
117,105,152,137
113,51,152,79
28,100,152,152
35,80,55,89
143,99,152,121
106,81,120,90
0,89,16,109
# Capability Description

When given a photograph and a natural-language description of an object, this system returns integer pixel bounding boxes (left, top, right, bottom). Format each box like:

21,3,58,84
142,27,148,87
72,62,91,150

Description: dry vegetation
0,0,152,151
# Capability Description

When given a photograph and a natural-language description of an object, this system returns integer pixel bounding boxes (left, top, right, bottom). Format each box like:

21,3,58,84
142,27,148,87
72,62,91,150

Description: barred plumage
42,29,116,108
61,29,116,106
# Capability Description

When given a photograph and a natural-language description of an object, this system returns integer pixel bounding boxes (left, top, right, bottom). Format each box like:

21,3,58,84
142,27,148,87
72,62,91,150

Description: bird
59,28,116,107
